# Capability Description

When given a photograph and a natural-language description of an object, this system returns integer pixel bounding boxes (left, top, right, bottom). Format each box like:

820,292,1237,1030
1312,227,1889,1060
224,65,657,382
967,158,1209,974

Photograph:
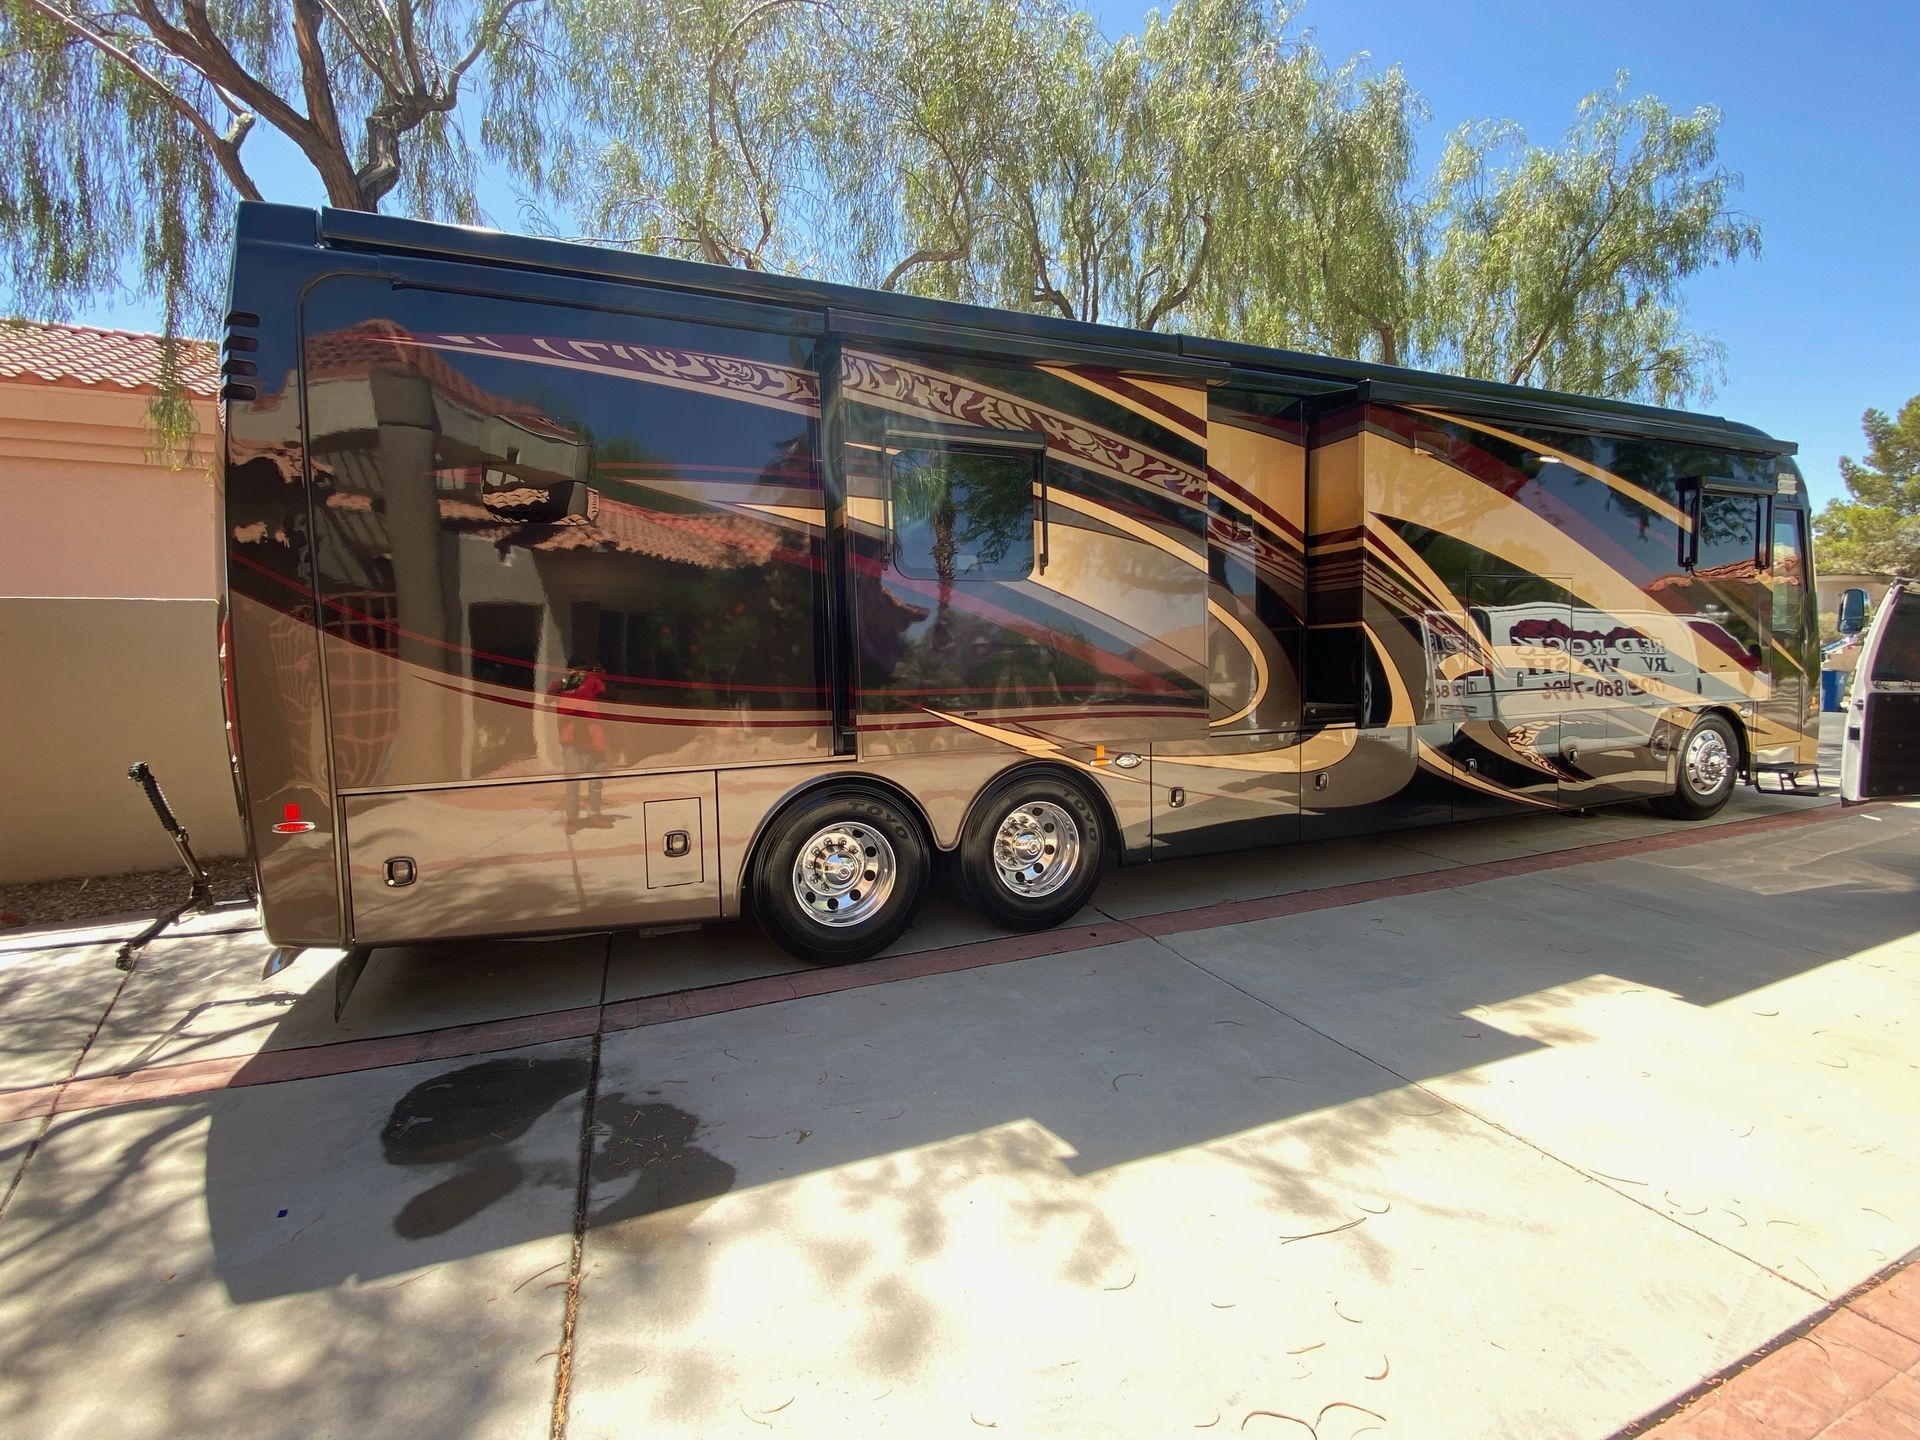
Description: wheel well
1698,705,1752,776
739,774,938,905
959,761,1122,859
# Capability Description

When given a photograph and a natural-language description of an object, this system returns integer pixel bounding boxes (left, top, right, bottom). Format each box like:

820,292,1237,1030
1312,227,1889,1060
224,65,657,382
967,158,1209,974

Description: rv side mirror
1838,587,1868,635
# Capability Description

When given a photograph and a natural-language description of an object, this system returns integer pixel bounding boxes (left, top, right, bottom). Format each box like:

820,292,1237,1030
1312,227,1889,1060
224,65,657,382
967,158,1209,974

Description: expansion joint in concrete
0,944,142,1224
548,934,612,1440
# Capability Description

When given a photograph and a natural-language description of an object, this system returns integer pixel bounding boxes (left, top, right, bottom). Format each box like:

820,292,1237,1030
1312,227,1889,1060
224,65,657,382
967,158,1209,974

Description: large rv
219,202,1821,977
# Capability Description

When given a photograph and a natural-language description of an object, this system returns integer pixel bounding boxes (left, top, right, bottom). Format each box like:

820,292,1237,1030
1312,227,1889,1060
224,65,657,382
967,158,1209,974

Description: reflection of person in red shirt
548,658,609,830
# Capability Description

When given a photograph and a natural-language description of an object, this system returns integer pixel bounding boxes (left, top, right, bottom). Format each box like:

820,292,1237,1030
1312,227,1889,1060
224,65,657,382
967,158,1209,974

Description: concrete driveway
1,769,1915,1438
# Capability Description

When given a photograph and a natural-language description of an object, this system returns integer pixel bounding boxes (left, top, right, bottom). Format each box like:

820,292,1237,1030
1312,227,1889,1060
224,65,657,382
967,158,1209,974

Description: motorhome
217,202,1824,988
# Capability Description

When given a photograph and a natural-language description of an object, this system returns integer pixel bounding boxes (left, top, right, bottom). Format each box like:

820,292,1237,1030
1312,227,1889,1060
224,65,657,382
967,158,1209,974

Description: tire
1649,713,1740,819
750,788,929,964
955,773,1107,931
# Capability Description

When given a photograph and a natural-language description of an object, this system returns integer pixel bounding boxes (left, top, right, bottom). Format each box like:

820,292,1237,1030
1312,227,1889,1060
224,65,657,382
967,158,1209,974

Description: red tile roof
0,318,219,398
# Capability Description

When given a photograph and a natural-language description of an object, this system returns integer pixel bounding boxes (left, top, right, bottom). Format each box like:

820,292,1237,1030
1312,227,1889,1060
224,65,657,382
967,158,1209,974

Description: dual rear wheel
750,774,1104,965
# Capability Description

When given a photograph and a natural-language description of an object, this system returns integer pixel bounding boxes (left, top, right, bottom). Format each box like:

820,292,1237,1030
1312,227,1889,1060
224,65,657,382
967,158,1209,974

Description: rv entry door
1840,579,1920,802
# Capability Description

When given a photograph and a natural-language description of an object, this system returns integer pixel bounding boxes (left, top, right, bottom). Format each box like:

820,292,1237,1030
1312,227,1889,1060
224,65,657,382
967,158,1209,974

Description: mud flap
332,946,372,1021
261,946,302,981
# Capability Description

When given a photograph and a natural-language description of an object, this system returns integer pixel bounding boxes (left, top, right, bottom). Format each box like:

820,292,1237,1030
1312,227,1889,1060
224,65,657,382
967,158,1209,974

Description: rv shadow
187,807,1918,1307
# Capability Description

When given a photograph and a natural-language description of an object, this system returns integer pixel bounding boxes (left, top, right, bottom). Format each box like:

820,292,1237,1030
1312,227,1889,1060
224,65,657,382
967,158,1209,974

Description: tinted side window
1770,510,1806,634
1691,493,1765,664
889,444,1038,582
302,276,829,787
1697,494,1761,573
1870,592,1920,683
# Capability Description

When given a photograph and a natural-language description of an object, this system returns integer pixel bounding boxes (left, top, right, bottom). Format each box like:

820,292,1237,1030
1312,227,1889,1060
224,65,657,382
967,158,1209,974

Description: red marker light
272,802,317,835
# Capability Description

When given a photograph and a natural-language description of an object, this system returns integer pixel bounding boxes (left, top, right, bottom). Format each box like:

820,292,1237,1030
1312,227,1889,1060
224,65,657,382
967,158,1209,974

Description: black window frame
883,426,1049,583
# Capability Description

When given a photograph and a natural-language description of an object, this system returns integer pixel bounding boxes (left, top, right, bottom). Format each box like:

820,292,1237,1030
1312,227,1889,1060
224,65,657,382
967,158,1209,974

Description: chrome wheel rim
1684,729,1733,796
991,801,1081,899
792,822,896,928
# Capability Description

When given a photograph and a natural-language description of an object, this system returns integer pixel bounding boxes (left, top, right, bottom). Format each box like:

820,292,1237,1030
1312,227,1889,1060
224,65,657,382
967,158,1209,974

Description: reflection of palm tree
891,447,1035,654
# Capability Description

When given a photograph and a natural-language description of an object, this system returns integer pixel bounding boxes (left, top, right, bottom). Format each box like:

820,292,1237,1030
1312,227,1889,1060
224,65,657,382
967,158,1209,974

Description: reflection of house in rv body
285,320,805,782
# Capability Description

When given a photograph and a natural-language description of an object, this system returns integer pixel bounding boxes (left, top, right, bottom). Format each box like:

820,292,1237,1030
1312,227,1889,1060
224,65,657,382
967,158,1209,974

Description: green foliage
4,0,1766,454
549,0,853,270
0,0,554,459
1814,396,1920,578
565,1,1758,406
1419,75,1760,402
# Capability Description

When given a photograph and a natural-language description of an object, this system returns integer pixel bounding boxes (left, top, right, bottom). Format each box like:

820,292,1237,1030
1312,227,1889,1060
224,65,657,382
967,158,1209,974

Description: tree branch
443,0,533,96
1371,319,1400,368
393,0,428,93
879,127,981,290
20,0,262,200
879,243,969,291
1506,169,1625,385
314,0,403,93
1017,189,1076,320
1139,211,1211,332
151,0,318,149
291,0,357,202
349,0,533,208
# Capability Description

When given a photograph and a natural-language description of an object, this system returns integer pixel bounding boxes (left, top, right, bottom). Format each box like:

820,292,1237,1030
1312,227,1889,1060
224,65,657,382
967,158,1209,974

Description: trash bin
1821,668,1843,712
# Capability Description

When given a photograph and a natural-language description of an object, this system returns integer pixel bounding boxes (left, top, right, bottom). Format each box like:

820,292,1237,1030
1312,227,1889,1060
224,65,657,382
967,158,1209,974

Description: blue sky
70,0,1916,508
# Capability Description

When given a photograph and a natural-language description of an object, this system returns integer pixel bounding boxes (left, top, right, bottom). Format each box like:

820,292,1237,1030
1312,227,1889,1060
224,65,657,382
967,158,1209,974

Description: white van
1841,579,1920,802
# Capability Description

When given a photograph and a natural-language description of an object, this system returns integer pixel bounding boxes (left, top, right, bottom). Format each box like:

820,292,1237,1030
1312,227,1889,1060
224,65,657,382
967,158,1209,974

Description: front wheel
751,789,929,963
1650,714,1739,819
956,774,1107,931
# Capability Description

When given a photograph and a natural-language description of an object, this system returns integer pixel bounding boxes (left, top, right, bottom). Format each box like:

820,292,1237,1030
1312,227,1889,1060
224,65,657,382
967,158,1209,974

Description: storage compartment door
342,770,720,944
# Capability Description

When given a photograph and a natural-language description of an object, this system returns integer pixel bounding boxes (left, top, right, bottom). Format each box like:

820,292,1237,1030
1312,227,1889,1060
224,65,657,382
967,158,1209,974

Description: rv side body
219,204,1819,950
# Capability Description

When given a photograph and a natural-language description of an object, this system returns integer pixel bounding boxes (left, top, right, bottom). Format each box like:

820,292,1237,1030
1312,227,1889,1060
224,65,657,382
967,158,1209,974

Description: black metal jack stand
114,762,255,971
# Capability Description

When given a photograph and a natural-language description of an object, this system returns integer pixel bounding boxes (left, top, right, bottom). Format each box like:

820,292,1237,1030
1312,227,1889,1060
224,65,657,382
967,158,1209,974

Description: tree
579,2,1756,408
0,0,555,433
10,0,1768,430
840,0,1077,302
1190,42,1422,362
1814,396,1920,577
1413,76,1761,402
869,0,1331,332
557,0,851,271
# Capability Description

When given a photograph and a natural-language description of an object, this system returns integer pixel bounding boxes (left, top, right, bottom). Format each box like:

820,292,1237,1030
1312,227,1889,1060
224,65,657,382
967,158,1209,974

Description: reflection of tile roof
1647,559,1763,593
302,318,575,440
425,492,782,569
0,318,218,397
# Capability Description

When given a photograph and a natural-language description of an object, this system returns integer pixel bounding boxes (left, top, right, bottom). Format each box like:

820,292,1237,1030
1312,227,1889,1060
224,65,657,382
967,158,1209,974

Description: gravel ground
0,857,256,932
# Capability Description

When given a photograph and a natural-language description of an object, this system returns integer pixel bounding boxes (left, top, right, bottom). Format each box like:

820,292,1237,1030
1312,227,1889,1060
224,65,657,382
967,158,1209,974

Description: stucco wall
0,599,240,881
0,380,243,882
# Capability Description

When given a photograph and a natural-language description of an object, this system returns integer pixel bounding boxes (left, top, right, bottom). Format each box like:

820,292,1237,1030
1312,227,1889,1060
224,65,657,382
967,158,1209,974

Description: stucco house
0,320,243,883
1814,570,1896,634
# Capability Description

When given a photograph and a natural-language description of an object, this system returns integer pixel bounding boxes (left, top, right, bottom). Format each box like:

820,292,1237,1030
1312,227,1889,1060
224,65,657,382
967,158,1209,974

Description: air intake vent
220,310,261,400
